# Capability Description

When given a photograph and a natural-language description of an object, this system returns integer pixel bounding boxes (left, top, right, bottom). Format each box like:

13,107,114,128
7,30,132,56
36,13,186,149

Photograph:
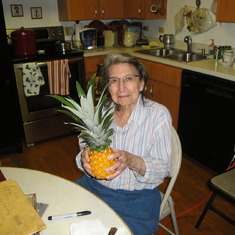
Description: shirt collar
130,94,144,124
111,94,144,127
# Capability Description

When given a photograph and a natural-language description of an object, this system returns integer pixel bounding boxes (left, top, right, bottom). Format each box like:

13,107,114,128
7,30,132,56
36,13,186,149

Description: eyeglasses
108,74,140,85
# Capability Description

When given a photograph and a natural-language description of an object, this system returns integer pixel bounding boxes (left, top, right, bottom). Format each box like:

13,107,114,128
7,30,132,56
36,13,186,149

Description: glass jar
223,50,233,64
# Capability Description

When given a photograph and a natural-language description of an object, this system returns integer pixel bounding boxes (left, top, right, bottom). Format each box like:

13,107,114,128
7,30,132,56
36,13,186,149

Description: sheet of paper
0,179,46,235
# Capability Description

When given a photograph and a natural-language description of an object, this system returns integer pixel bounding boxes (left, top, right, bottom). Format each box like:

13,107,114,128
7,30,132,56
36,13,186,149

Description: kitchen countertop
84,46,235,82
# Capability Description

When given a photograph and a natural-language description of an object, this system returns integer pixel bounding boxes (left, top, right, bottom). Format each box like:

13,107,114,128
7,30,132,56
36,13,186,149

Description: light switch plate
65,27,74,36
159,27,164,33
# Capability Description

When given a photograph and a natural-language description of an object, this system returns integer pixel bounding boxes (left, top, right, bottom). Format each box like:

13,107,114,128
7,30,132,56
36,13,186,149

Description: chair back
160,126,182,215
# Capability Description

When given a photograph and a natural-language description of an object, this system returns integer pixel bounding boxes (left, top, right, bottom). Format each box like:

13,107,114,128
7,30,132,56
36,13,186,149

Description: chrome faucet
184,36,192,53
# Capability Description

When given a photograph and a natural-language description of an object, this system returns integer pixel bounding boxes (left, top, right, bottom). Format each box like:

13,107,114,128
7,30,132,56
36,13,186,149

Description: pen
48,210,91,220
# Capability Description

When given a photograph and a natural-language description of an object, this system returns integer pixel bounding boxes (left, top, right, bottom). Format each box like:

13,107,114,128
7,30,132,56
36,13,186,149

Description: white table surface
0,167,132,235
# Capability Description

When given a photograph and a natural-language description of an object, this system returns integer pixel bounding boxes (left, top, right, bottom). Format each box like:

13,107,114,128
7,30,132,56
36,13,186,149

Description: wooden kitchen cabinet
138,59,182,129
124,0,144,19
144,0,167,19
58,0,166,21
216,0,235,22
84,55,106,81
99,0,123,19
58,0,98,21
58,0,123,21
124,0,167,19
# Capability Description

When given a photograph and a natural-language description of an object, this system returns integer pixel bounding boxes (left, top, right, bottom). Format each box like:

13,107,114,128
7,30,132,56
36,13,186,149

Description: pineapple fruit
50,75,116,179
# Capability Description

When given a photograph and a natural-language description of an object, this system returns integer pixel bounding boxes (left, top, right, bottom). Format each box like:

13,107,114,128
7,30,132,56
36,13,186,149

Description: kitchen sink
136,48,175,57
135,48,208,62
167,51,207,62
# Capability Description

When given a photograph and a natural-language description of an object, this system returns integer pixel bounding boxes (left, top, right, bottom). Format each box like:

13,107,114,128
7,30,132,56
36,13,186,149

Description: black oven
14,56,85,145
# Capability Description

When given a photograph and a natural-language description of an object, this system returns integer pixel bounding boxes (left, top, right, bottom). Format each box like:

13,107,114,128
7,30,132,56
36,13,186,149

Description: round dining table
0,167,133,235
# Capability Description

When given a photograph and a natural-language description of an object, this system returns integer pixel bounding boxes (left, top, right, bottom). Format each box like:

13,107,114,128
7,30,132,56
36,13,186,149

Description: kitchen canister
123,31,134,47
11,27,36,57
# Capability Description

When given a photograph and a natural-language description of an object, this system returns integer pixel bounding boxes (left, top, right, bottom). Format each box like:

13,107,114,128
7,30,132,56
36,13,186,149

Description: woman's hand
81,147,94,176
106,150,146,180
105,150,133,180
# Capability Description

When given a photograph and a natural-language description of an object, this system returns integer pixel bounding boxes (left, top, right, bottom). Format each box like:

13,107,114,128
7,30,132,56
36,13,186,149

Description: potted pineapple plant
50,74,116,179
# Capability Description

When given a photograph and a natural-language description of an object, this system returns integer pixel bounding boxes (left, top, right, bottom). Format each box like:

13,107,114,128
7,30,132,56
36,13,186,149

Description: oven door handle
15,57,83,69
15,62,48,69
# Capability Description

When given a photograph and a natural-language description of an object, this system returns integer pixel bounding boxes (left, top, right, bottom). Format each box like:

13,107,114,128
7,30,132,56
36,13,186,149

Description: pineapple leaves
56,109,81,122
102,110,113,131
96,82,109,108
80,86,95,120
61,103,86,119
76,81,85,98
48,95,75,109
49,76,114,150
87,73,96,91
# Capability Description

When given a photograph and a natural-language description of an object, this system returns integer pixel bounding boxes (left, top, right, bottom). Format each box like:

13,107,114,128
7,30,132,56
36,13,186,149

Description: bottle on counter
209,39,215,56
214,46,219,60
214,45,232,60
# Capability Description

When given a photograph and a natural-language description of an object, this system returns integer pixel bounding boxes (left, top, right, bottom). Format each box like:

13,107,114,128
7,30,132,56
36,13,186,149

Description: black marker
48,210,91,220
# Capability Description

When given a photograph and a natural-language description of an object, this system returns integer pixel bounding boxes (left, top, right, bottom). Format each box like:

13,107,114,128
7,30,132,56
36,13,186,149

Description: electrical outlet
143,26,149,31
159,27,164,34
65,27,74,36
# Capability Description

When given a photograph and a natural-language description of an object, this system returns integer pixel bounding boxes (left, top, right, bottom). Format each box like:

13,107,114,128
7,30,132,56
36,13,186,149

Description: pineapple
50,74,116,179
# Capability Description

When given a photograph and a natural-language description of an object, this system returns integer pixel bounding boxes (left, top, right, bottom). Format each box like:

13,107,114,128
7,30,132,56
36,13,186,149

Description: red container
11,27,36,57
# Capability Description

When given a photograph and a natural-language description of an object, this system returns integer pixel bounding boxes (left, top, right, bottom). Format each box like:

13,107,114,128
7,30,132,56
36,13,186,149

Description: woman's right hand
81,147,94,176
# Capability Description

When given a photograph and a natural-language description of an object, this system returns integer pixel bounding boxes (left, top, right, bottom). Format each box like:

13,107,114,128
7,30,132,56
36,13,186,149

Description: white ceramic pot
223,50,233,64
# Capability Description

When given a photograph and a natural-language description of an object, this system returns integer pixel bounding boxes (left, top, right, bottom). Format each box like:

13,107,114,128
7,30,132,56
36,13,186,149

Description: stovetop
7,26,84,64
12,49,84,64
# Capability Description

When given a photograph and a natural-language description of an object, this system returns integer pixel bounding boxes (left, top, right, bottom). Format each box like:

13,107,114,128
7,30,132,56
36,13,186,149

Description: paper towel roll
74,23,83,41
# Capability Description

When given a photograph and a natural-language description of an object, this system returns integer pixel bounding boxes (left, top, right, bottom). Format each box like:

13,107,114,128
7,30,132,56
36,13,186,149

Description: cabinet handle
144,86,148,93
94,7,98,17
149,85,153,96
101,7,104,16
138,8,142,15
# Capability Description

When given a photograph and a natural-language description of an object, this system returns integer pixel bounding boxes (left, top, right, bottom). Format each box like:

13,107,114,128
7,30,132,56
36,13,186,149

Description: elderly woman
75,52,172,235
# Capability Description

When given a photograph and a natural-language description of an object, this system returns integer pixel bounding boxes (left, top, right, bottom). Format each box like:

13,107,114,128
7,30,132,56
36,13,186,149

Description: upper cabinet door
99,0,124,19
58,0,99,21
144,0,167,19
124,0,144,19
216,0,235,22
58,0,167,21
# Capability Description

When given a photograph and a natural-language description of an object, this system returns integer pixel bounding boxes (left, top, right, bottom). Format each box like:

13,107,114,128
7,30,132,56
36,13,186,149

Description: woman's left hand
105,150,133,180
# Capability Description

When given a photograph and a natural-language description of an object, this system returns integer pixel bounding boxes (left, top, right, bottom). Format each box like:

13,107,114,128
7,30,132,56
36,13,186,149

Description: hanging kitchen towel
22,63,45,97
47,59,71,95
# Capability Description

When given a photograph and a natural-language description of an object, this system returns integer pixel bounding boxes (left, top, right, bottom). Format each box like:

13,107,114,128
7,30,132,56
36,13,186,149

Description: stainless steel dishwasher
178,70,235,173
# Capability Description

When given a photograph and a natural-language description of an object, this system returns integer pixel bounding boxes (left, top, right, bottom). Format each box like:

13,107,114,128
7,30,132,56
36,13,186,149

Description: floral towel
22,63,45,97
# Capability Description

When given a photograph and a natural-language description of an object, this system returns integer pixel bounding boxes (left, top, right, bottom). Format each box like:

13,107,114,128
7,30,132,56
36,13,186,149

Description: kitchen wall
2,0,59,28
142,0,235,50
2,0,235,49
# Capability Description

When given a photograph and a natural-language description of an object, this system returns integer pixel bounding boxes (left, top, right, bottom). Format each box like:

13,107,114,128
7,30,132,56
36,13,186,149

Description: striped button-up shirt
76,95,172,191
